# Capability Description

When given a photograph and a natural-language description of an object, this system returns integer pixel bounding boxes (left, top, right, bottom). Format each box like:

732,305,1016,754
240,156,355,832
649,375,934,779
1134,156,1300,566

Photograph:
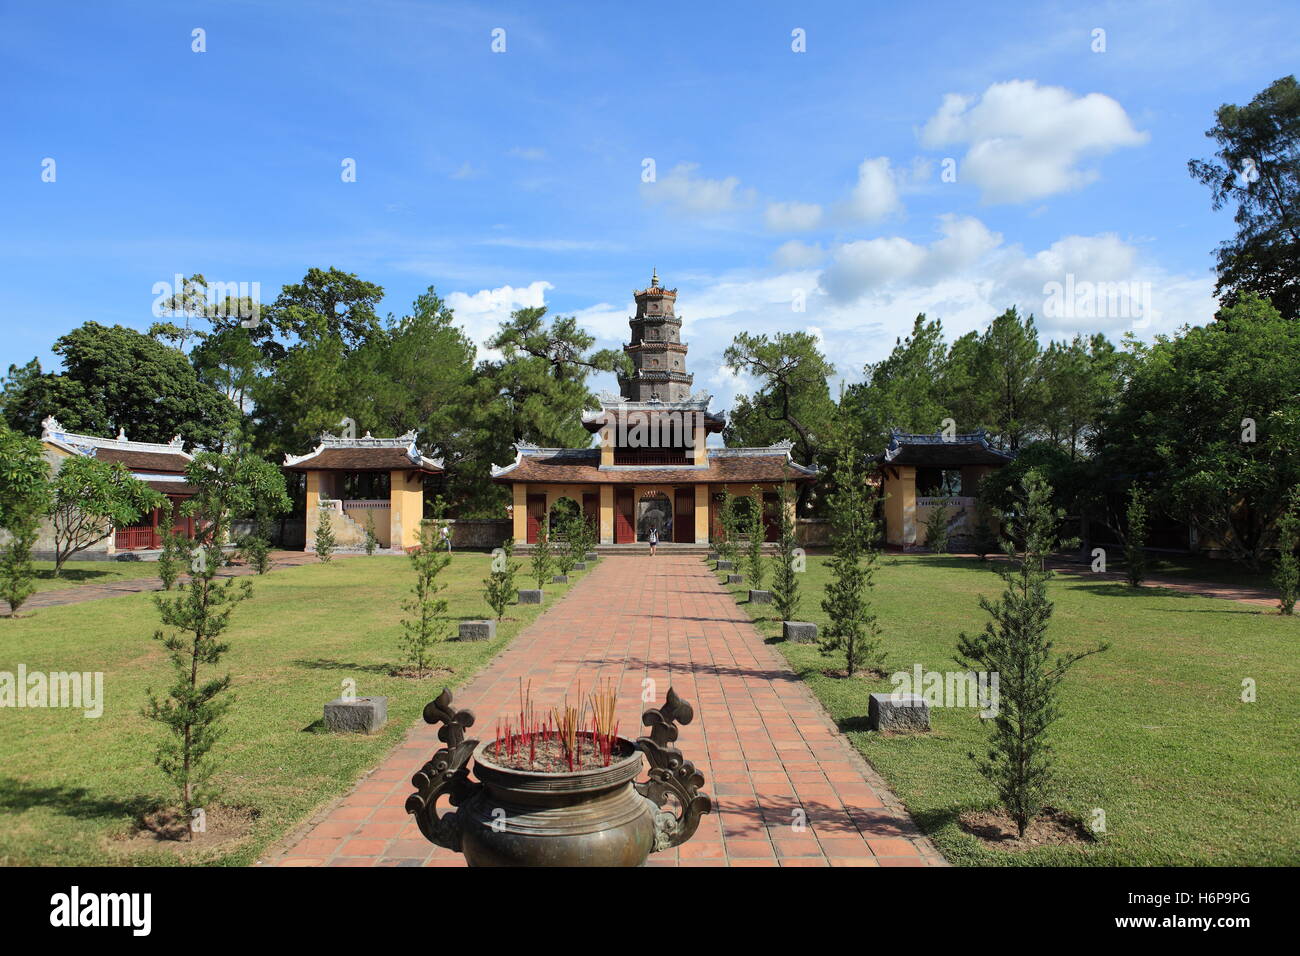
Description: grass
721,553,1300,866
26,560,159,593
0,550,584,866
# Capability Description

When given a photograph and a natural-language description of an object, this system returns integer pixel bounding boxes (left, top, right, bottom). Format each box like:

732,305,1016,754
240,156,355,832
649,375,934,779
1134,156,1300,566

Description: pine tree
954,469,1108,836
364,512,379,556
971,495,999,560
716,489,741,572
1273,487,1300,615
819,439,884,677
531,514,554,589
483,537,520,620
400,520,451,677
744,487,767,590
0,514,39,617
1124,485,1150,587
771,481,802,621
314,502,336,563
923,497,952,553
156,500,186,590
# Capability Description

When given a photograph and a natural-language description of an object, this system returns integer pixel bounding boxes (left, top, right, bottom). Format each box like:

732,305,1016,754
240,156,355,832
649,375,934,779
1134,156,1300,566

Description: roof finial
650,267,659,288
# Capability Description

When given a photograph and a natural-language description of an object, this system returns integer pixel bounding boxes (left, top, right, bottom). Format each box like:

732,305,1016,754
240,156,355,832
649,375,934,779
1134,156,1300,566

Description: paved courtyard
265,553,944,867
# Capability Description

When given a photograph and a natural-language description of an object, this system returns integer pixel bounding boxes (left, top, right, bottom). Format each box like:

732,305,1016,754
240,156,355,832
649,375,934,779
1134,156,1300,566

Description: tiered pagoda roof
491,441,816,485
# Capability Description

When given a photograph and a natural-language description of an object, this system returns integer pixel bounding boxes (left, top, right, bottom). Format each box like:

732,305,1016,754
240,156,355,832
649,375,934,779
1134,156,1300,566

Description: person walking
648,525,658,557
439,522,452,553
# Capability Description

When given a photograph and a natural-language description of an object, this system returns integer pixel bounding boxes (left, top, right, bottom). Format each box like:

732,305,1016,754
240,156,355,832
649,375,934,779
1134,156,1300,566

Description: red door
582,492,599,533
615,490,634,543
526,494,547,544
674,488,694,543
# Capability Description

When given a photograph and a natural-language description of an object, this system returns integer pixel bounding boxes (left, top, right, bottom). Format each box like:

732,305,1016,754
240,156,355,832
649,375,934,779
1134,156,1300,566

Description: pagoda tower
618,269,693,403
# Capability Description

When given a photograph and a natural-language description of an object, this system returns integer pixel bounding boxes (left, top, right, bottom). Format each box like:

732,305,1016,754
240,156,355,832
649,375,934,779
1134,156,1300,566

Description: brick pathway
263,554,945,867
26,551,354,611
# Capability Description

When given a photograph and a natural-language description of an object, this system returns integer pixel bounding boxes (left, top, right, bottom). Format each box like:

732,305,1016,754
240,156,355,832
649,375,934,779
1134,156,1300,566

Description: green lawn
27,560,158,593
0,552,581,866
723,553,1300,865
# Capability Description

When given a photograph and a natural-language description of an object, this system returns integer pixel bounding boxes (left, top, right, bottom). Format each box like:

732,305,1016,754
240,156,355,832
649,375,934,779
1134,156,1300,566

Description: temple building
36,415,197,555
874,429,1013,549
491,272,817,545
284,431,444,551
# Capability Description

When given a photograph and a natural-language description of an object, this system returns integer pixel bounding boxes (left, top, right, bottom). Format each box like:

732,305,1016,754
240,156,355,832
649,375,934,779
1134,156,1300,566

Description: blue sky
2,0,1297,406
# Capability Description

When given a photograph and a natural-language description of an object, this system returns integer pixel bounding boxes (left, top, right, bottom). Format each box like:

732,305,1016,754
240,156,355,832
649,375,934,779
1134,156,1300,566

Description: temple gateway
492,273,817,545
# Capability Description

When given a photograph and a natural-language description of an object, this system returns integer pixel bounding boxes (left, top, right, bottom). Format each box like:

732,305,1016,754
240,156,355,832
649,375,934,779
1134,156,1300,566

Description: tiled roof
491,442,816,485
876,430,1015,467
40,415,194,473
283,431,444,473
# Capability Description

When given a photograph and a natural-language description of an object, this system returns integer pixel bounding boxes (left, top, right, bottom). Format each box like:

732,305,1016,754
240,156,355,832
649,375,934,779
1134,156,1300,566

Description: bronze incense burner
406,687,711,866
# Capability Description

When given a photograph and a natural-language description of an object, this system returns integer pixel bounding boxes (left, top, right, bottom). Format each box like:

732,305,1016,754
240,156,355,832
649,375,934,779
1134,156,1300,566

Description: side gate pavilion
491,273,817,546
874,430,1013,549
284,431,444,551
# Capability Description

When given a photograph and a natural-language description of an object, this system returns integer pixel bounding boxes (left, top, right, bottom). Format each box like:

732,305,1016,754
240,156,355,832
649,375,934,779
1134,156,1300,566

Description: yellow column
599,485,614,544
305,470,323,551
883,466,916,547
694,484,709,543
389,469,424,550
512,483,528,543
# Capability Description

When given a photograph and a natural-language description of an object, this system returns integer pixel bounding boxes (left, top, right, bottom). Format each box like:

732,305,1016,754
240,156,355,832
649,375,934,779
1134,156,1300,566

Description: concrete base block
726,574,744,585
868,693,931,733
518,589,544,604
572,562,586,571
783,621,818,643
552,574,569,583
749,589,773,604
324,696,388,734
458,620,496,641
716,560,735,571
706,552,719,562
585,552,599,562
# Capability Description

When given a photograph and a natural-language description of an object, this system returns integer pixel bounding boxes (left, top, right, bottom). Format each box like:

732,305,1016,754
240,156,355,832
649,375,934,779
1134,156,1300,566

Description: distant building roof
283,431,444,474
876,429,1015,468
490,441,816,485
40,415,193,473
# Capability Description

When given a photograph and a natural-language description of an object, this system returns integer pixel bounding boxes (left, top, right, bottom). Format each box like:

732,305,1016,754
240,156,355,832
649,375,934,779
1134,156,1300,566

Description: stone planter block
749,589,773,604
552,574,569,583
868,693,931,732
573,562,586,571
726,574,744,585
706,552,719,562
324,696,388,734
458,620,496,642
585,552,599,562
715,560,734,571
783,621,818,643
518,589,544,604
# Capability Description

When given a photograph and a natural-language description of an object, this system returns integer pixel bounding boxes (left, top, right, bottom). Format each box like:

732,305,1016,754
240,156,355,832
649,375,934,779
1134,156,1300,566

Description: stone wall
795,518,831,547
445,519,512,549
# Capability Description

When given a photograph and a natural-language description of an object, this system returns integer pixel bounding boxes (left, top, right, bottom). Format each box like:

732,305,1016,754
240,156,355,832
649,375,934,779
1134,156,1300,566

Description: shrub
364,512,378,556
744,486,767,590
531,515,554,589
483,538,520,620
819,440,884,677
955,469,1108,837
1124,485,1150,587
0,515,39,617
1274,487,1300,615
314,502,336,563
771,481,801,621
923,497,952,553
399,520,451,677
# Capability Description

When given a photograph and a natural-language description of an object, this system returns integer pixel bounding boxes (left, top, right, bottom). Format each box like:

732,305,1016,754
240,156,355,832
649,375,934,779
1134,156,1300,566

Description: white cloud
772,240,826,269
820,216,1001,300
919,80,1148,203
839,156,904,222
641,162,755,215
450,161,480,180
446,280,554,361
764,200,824,231
508,146,548,161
